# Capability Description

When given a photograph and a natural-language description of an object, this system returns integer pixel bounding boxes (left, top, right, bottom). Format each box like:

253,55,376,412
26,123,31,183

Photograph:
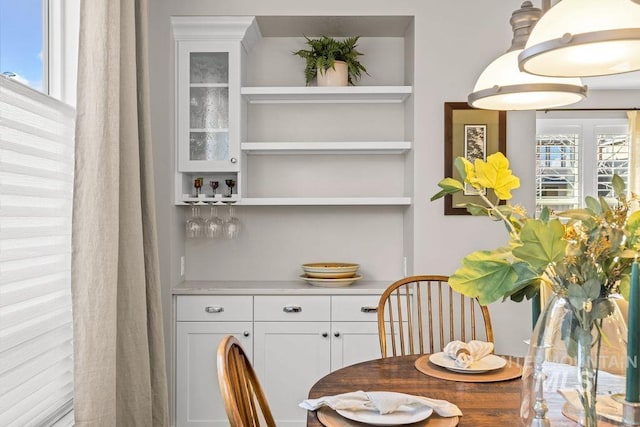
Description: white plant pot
317,60,348,86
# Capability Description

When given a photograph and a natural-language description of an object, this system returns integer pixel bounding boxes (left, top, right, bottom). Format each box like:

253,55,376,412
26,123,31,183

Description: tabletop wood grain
306,355,583,427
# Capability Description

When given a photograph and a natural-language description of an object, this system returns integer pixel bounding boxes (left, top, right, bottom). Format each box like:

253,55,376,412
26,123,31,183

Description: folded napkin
558,389,623,422
299,390,463,417
443,340,494,368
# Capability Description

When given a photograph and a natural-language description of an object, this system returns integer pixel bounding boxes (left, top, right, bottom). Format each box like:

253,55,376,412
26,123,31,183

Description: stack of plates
300,263,361,287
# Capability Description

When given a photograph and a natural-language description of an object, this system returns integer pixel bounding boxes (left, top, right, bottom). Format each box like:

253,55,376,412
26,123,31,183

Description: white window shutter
0,75,75,426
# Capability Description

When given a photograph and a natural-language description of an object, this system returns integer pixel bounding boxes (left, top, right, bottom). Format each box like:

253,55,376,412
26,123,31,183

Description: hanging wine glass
185,203,205,238
205,203,224,239
210,180,219,197
194,177,203,197
224,179,236,198
223,203,240,239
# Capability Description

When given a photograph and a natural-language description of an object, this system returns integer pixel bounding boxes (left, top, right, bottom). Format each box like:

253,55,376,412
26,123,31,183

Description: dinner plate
300,275,362,287
429,352,507,373
335,392,433,426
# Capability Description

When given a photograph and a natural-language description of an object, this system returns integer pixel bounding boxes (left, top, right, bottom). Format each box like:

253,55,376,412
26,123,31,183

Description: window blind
0,75,75,426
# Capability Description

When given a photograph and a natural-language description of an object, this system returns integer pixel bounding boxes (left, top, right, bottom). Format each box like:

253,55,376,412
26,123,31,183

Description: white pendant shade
468,49,586,110
519,0,640,77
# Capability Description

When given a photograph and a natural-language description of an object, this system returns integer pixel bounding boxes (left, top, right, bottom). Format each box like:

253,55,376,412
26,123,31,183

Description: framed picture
444,102,506,215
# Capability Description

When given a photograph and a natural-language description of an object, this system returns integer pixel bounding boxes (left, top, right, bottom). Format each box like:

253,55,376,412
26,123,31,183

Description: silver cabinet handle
334,332,340,338
205,306,224,313
361,306,378,313
243,331,250,337
322,332,328,338
230,157,237,164
283,305,302,313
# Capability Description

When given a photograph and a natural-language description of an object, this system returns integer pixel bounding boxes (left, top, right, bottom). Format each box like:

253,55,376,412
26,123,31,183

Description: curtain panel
71,0,168,424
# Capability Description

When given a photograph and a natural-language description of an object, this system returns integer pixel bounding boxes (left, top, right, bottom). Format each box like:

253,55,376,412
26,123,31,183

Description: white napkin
558,389,623,422
299,390,463,417
443,340,494,368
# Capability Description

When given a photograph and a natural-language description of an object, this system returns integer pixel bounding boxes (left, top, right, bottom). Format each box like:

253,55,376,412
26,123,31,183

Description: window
536,112,631,214
0,1,78,424
0,0,46,91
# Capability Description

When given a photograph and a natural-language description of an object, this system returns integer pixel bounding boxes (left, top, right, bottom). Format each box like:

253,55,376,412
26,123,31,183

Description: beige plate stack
300,263,361,287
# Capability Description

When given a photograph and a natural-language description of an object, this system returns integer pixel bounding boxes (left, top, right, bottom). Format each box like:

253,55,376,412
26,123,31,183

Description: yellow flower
460,157,477,186
473,152,520,200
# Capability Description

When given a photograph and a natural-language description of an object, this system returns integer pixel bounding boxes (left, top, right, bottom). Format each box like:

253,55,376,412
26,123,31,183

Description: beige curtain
71,0,169,425
629,111,640,203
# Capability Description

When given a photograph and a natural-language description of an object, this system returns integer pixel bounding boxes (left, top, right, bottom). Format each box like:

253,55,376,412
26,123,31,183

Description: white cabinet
175,296,253,427
176,40,240,173
252,294,381,427
171,16,260,203
253,322,331,427
172,286,388,427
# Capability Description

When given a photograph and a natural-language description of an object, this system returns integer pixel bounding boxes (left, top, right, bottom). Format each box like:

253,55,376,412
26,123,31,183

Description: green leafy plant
431,152,639,306
292,35,368,86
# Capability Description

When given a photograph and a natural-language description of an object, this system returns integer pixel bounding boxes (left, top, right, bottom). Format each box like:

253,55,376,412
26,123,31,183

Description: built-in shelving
240,86,412,104
241,141,411,155
238,197,412,206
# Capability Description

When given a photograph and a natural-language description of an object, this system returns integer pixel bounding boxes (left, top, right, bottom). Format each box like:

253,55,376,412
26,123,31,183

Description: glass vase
521,294,628,426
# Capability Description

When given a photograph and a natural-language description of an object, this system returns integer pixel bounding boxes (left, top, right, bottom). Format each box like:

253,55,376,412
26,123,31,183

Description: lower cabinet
174,292,383,427
176,322,252,427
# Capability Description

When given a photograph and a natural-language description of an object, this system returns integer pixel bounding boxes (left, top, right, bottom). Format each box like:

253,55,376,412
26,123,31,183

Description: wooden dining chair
377,275,494,357
216,335,276,427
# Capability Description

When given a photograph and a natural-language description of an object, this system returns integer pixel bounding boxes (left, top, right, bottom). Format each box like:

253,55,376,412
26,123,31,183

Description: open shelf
241,141,411,155
238,197,412,206
240,86,412,104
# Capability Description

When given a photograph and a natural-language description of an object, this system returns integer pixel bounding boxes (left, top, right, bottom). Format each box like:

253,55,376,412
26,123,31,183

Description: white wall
147,0,640,397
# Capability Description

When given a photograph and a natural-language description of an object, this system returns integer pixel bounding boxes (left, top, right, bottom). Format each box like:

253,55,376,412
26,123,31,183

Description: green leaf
557,208,594,223
583,278,602,300
512,219,567,272
619,274,630,300
585,196,602,215
625,210,640,247
612,174,625,197
539,207,550,223
592,298,615,320
568,283,587,309
463,203,489,216
430,178,463,201
449,248,520,305
599,196,613,215
454,157,467,182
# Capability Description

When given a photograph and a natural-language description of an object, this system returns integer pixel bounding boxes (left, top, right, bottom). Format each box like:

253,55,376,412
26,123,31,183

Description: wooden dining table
305,354,622,426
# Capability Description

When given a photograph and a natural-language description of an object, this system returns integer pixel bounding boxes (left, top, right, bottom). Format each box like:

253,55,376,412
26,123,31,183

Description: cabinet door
177,40,240,172
176,321,252,427
331,321,384,369
253,322,331,427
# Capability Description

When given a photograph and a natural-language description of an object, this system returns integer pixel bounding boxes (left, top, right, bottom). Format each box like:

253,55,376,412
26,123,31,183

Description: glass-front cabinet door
177,40,240,172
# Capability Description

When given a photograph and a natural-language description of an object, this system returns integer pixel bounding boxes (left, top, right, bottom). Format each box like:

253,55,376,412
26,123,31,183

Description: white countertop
172,280,392,295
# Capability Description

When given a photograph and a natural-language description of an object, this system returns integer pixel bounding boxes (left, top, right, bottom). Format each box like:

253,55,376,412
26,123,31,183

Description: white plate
335,392,433,426
300,275,362,287
429,352,507,373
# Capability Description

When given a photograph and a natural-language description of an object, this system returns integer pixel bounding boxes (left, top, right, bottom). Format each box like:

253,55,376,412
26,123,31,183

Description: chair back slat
377,275,494,357
217,336,276,427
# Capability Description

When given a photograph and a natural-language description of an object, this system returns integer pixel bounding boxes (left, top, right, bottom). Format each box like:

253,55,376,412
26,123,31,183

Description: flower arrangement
432,152,637,426
431,152,639,306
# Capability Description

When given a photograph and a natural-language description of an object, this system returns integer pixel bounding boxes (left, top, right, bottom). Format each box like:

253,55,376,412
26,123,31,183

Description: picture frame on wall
443,102,506,215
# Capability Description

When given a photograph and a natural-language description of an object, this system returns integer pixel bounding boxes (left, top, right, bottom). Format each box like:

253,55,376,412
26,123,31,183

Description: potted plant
293,35,368,86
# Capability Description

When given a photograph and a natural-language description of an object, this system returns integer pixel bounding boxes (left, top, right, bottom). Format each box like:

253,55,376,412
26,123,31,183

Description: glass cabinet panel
189,52,230,162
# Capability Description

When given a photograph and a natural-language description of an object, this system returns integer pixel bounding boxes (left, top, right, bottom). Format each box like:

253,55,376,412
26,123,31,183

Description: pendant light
468,1,586,111
519,0,640,77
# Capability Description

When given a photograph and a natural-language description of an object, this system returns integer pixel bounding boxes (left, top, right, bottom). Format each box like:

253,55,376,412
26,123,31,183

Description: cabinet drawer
254,295,330,321
176,295,252,321
332,295,381,322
